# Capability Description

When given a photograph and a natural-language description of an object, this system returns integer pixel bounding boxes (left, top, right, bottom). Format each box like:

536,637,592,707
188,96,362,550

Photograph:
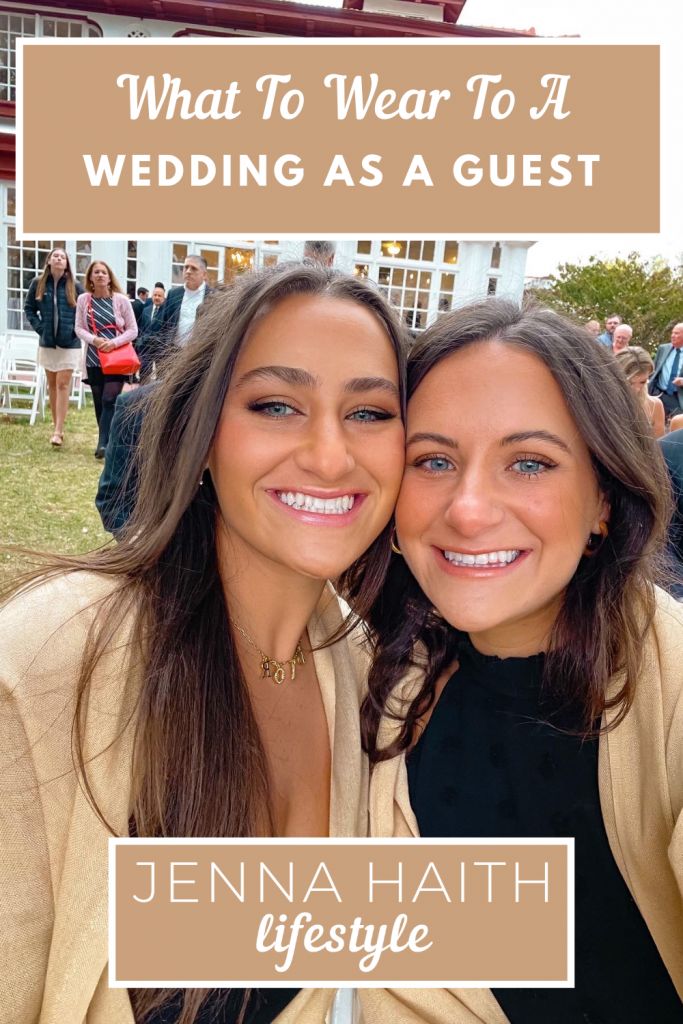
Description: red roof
0,0,535,177
21,0,534,38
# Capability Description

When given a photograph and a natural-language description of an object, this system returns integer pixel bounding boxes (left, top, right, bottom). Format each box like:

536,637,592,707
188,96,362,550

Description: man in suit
649,322,683,420
150,255,212,366
136,282,166,382
131,286,150,325
659,429,683,599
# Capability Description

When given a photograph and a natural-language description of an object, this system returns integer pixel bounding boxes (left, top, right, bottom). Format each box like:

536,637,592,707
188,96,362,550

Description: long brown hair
84,259,124,295
6,264,407,1024
615,344,654,380
362,299,672,762
35,247,78,305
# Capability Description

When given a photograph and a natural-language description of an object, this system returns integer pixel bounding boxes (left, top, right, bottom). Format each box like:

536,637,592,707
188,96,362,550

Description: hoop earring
583,520,608,557
390,529,403,556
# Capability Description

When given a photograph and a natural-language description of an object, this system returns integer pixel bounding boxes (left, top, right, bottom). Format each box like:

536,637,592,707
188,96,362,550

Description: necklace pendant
289,659,297,681
273,664,286,685
295,644,306,666
260,656,271,679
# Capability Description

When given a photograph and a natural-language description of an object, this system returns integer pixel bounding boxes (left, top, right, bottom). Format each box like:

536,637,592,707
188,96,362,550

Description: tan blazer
362,588,683,1023
0,572,369,1024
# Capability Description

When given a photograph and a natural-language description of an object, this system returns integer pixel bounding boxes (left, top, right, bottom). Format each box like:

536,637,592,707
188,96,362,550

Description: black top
142,988,299,1024
407,639,682,1023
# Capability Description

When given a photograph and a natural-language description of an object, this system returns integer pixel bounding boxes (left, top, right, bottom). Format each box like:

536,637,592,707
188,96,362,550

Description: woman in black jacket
24,248,83,447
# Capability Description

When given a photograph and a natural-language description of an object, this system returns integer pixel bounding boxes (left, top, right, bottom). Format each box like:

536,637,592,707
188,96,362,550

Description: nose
294,417,356,482
442,466,504,537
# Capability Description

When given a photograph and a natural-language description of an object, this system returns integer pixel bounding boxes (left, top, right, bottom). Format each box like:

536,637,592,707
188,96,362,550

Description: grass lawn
0,403,112,586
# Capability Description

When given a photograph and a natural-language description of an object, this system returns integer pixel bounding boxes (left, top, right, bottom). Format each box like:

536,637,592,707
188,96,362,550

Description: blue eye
348,407,394,422
511,458,553,477
249,401,297,418
416,455,453,473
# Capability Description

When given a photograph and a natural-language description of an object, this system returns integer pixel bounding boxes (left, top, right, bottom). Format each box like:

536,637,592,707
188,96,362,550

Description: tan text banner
111,839,571,986
20,41,658,235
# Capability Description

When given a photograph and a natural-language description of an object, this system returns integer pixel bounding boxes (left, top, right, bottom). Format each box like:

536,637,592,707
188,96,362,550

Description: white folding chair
70,368,85,410
0,333,44,425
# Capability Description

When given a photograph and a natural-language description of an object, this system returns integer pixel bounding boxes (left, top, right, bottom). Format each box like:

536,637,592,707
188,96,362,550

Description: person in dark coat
24,248,83,447
659,429,683,599
136,283,166,383
95,384,149,535
131,286,150,325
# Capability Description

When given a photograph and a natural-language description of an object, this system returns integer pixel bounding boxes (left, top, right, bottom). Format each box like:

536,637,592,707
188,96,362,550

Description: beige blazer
362,588,683,1024
0,572,369,1024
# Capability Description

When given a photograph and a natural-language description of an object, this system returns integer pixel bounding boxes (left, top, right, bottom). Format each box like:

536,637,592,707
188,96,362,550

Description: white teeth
276,491,356,515
443,548,521,566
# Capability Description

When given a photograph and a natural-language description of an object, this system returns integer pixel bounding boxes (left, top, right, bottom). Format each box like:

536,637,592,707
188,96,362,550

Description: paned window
5,226,65,329
0,12,100,101
377,265,432,331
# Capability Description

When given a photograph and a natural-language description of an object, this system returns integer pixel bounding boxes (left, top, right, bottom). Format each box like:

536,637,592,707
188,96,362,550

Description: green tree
529,253,683,354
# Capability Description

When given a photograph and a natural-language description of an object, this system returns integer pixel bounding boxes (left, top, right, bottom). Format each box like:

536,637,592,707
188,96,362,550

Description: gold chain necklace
233,622,306,685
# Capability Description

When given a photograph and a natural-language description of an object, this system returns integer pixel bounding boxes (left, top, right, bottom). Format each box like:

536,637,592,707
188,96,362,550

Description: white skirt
38,345,82,373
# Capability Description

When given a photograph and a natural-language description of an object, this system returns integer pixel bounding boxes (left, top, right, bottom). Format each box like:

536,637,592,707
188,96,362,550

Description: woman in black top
24,247,83,447
363,300,682,1021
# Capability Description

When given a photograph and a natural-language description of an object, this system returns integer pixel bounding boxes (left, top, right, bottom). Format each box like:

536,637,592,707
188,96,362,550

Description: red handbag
88,296,141,376
99,343,140,375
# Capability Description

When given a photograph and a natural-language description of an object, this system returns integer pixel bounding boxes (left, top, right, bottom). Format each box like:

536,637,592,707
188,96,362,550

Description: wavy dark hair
361,298,672,763
6,263,407,1024
35,247,78,305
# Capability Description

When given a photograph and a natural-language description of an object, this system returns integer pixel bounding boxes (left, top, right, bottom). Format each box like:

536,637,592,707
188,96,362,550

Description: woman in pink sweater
75,259,138,458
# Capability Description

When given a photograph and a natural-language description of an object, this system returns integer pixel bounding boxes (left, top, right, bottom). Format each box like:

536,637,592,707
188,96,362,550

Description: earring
583,520,609,557
390,529,403,556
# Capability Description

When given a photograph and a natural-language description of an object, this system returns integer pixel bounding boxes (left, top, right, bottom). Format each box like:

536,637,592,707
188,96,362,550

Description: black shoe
95,447,105,459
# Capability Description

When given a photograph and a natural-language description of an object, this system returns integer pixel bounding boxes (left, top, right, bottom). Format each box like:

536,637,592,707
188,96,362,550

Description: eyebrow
406,429,572,453
344,376,400,398
233,366,319,389
406,431,458,448
501,430,571,453
233,366,399,397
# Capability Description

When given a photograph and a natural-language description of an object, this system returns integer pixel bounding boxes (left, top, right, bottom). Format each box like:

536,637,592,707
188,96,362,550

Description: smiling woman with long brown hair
1,264,407,1024
362,300,683,1024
